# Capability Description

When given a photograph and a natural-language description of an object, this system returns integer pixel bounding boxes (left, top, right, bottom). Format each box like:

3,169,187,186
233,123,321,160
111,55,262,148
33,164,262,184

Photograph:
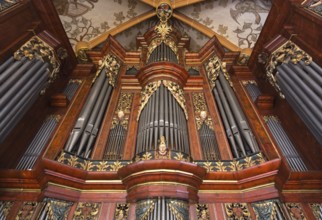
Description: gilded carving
168,200,189,220
206,56,233,88
197,204,210,220
16,202,38,220
73,202,100,219
14,36,61,83
147,38,178,62
198,152,265,172
192,93,214,130
111,93,133,130
42,198,73,220
93,54,121,87
265,40,312,98
57,150,131,171
116,93,133,114
225,203,251,219
241,80,257,86
115,204,129,220
1,201,13,219
252,200,280,220
137,81,161,120
286,203,307,220
309,203,322,220
136,199,155,220
163,80,188,119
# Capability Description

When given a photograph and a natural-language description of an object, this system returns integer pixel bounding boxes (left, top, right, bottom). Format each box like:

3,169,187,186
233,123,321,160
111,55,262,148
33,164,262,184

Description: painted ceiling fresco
53,0,272,53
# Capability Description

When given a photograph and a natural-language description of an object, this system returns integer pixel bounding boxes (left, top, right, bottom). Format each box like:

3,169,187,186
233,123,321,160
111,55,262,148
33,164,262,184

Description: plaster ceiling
53,0,272,54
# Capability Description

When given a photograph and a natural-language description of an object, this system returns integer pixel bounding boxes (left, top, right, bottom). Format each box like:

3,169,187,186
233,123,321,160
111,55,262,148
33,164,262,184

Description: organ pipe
65,54,120,158
0,56,49,142
136,82,189,155
265,116,307,171
206,57,259,158
276,62,322,144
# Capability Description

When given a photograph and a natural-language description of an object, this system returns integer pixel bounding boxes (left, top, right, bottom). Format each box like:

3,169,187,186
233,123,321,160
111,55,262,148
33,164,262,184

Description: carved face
200,111,207,120
158,143,167,155
117,111,125,120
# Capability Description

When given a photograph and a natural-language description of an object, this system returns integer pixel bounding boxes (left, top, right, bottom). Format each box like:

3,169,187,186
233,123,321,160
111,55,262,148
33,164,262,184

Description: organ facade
0,0,321,219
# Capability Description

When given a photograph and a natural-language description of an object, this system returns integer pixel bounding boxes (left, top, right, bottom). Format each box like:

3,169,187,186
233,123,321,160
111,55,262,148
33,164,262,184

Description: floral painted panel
53,0,152,49
178,0,271,49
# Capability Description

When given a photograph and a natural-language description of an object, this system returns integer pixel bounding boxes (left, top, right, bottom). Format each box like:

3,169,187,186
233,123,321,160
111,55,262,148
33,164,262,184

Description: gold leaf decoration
203,161,214,172
141,152,152,161
265,40,312,99
163,80,188,119
110,161,123,171
137,81,161,120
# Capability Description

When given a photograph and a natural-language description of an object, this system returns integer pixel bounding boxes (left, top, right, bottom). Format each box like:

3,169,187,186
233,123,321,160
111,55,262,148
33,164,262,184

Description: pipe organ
1,0,322,219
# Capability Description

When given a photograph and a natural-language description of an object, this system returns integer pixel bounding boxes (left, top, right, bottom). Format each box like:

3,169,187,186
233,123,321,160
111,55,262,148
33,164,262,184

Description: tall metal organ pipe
0,56,49,142
136,83,189,154
211,72,259,158
64,61,117,157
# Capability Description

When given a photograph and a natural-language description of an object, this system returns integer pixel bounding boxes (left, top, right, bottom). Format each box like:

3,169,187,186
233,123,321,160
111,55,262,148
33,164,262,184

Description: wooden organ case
0,0,321,219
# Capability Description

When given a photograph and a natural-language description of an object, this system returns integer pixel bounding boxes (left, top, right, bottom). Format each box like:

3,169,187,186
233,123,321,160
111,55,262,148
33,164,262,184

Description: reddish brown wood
186,93,203,160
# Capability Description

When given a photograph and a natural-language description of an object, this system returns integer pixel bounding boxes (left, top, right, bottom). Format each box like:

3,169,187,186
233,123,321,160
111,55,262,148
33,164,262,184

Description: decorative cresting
224,203,251,219
251,200,285,220
16,201,38,220
197,204,210,220
64,54,120,158
195,152,265,172
265,40,312,98
73,202,100,219
206,55,259,158
135,197,189,220
14,36,61,83
285,203,307,220
115,203,129,220
56,150,266,173
117,160,207,202
104,93,133,160
192,93,220,160
56,150,130,172
38,198,73,220
136,81,189,155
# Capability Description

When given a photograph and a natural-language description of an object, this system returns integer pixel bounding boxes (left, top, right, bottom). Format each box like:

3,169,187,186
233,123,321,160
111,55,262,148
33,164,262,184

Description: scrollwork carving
163,80,188,119
206,56,233,88
265,40,312,98
192,93,214,130
137,81,162,120
93,54,121,87
14,36,61,83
